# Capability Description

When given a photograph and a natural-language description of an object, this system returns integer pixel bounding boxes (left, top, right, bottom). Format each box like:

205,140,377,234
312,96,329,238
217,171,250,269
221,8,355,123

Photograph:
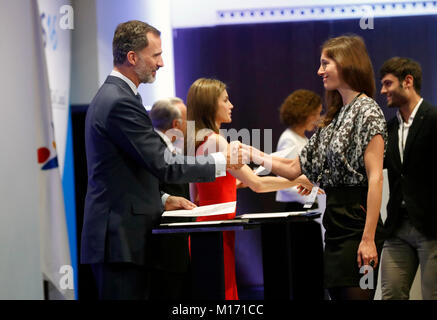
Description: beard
387,86,409,108
134,57,156,84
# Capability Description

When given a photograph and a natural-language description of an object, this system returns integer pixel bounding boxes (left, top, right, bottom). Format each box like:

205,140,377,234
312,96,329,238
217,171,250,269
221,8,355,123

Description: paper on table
253,146,296,176
162,201,236,217
159,219,248,227
237,209,319,219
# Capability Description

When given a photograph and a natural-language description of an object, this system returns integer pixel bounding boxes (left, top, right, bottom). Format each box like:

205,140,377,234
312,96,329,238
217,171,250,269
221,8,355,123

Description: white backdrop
0,0,44,300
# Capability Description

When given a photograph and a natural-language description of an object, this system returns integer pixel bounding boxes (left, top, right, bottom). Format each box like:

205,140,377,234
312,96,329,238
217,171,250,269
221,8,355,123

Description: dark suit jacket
384,100,437,238
152,135,191,273
151,180,191,273
81,76,216,266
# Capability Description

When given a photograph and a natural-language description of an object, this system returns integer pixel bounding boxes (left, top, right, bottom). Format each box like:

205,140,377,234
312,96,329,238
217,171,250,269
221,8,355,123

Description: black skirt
322,186,386,289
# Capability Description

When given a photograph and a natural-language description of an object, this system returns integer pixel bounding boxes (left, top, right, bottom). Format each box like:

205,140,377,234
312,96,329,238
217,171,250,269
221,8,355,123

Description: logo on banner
37,141,59,170
40,5,74,50
41,12,58,50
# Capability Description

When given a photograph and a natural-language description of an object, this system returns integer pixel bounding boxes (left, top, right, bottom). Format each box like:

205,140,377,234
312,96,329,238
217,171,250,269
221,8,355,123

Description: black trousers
91,262,151,300
150,269,192,300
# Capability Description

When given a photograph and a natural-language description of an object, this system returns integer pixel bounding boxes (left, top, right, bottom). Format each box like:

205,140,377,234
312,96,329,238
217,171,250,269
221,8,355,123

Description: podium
152,212,324,300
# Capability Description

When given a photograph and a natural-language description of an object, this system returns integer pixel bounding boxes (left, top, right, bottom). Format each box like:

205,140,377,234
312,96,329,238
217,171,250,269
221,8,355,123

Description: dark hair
279,89,322,127
320,35,375,126
186,78,227,148
112,20,161,65
379,57,422,94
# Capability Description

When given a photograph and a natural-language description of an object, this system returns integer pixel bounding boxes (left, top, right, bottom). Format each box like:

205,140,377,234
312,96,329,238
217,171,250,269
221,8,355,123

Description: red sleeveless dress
195,137,238,300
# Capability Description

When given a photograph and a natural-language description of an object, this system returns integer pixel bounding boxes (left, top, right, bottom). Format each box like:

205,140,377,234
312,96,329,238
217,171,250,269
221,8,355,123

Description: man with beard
81,20,244,300
380,57,437,300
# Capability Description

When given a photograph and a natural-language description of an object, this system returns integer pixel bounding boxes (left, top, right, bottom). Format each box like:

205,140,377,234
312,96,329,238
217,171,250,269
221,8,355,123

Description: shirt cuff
161,193,171,207
210,152,227,178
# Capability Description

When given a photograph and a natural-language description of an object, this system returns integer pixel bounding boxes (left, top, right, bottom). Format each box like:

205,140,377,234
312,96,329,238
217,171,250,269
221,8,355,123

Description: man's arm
106,99,242,183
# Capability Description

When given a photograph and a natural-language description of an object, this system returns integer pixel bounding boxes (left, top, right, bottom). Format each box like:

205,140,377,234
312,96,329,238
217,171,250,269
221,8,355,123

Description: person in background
148,97,192,299
242,35,387,300
150,97,187,155
275,89,324,212
379,57,437,300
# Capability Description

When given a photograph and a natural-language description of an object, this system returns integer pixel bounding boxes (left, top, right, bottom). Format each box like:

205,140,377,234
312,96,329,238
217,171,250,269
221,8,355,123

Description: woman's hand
295,175,325,196
357,238,378,269
295,175,314,196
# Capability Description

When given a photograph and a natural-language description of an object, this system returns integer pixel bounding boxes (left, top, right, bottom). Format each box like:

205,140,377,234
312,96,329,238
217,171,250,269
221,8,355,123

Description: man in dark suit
148,97,192,299
81,21,244,300
380,57,437,300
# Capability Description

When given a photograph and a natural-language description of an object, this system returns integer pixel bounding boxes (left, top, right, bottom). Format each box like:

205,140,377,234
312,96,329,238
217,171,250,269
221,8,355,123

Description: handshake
225,142,268,170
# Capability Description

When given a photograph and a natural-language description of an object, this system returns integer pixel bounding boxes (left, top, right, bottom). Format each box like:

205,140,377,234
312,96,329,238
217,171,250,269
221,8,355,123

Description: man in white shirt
380,57,437,300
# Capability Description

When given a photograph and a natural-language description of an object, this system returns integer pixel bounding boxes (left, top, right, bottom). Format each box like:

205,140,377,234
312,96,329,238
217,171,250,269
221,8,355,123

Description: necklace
316,92,363,184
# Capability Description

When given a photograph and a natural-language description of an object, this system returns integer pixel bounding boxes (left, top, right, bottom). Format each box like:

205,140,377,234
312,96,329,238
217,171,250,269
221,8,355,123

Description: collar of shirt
396,97,423,128
110,70,138,95
154,129,176,153
288,128,309,145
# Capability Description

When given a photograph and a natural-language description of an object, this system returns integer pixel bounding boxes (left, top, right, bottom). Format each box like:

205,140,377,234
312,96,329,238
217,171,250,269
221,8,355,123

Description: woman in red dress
187,78,311,300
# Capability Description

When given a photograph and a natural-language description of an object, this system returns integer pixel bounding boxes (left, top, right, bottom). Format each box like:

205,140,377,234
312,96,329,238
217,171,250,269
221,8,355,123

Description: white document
253,146,296,176
303,186,319,208
238,209,319,219
238,211,306,219
162,201,236,217
159,219,248,227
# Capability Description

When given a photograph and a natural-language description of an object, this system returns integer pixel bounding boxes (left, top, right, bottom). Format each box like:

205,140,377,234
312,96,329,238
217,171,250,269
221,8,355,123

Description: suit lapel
106,75,136,98
402,101,428,167
106,75,148,116
387,119,402,170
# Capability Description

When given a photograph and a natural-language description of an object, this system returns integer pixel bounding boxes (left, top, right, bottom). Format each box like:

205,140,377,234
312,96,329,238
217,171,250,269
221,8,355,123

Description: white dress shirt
110,70,138,95
275,129,308,203
155,129,177,154
397,98,423,163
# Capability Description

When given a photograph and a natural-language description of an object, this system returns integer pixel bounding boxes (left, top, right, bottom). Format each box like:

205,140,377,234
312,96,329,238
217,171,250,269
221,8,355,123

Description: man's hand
225,141,248,170
240,143,266,165
164,196,197,211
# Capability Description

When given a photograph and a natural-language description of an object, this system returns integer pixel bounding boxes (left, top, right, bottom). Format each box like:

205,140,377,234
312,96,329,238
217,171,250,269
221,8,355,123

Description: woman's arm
357,134,384,269
229,165,296,193
241,144,303,181
203,134,307,193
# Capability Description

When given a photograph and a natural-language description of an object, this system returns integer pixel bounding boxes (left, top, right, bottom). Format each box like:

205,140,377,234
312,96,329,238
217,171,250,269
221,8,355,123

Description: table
152,211,324,300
